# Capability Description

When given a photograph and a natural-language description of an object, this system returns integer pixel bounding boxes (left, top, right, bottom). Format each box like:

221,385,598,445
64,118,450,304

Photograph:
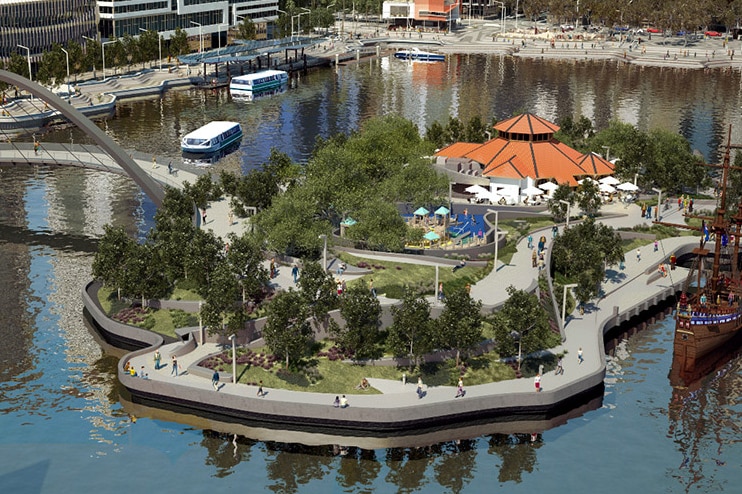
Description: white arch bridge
0,70,199,206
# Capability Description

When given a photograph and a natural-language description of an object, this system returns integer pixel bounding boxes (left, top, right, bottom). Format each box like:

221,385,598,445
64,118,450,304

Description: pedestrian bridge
0,142,198,192
0,69,174,205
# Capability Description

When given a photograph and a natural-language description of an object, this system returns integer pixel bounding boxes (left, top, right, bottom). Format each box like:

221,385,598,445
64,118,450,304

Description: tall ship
658,127,742,387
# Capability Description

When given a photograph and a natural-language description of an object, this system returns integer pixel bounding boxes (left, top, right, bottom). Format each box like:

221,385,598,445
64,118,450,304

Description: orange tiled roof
494,113,560,135
437,113,614,186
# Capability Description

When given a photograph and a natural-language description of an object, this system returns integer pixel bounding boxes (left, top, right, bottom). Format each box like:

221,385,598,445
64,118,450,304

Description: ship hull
670,314,742,386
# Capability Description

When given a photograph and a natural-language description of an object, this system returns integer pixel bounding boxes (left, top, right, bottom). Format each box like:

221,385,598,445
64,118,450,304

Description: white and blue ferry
181,121,242,154
393,48,445,62
230,70,289,99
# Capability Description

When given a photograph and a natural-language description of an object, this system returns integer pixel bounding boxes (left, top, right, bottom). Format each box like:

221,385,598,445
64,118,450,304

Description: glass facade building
0,0,98,59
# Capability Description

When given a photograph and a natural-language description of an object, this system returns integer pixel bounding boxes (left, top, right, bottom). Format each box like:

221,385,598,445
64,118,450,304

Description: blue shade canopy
424,231,440,241
341,217,357,226
434,206,450,215
413,207,430,216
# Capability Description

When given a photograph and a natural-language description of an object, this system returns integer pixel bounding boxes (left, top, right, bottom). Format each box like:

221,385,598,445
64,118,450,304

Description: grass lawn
336,252,491,298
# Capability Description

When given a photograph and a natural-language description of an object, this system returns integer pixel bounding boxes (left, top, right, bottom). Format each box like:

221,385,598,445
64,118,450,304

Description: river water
1,54,740,492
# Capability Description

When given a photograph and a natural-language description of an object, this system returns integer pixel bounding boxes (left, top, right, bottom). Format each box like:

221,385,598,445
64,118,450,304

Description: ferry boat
657,126,742,387
181,121,242,154
393,48,445,62
229,70,289,99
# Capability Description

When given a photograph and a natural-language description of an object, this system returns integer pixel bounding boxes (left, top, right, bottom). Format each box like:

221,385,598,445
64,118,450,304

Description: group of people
528,235,549,271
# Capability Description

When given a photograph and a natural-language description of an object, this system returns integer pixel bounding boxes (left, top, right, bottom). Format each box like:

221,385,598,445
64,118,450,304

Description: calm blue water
2,55,742,492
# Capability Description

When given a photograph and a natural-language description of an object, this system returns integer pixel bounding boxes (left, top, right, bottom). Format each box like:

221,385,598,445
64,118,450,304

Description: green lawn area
336,252,491,298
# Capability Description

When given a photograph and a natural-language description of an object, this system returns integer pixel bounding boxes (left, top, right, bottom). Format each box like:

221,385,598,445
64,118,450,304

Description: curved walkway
86,197,703,438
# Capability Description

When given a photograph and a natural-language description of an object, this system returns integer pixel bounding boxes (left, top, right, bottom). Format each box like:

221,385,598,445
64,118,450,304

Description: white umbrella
599,183,616,193
465,184,489,195
522,185,544,196
599,176,621,185
538,182,559,191
577,177,597,185
617,182,639,192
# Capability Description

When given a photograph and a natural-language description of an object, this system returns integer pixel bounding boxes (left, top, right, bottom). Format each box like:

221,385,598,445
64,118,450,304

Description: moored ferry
393,48,445,62
181,121,242,154
230,70,289,99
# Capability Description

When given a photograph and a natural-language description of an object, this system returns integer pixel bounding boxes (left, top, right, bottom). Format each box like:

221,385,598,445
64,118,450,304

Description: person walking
527,234,533,249
153,350,161,370
416,376,424,398
455,377,464,398
555,356,564,375
534,373,542,392
369,278,376,298
532,248,538,268
636,248,641,262
171,355,178,376
291,264,299,283
654,240,659,252
257,380,264,397
167,161,173,175
212,370,220,391
578,347,584,365
34,140,40,155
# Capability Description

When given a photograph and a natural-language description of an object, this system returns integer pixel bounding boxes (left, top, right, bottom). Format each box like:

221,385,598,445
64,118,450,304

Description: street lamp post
562,283,578,327
493,1,506,34
198,300,204,345
60,47,70,101
277,9,294,40
217,23,229,56
229,334,237,384
512,322,535,373
101,40,115,82
487,209,500,273
17,44,32,82
652,187,662,221
82,35,96,78
601,145,611,161
559,199,572,229
298,9,310,37
319,234,328,272
190,21,203,54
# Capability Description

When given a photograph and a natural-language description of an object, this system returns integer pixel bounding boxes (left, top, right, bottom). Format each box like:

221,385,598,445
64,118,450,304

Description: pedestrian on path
532,248,538,268
578,347,584,364
534,373,542,392
257,380,264,397
552,225,558,238
151,156,157,169
438,282,444,301
417,376,424,398
654,240,659,252
636,248,641,262
171,355,178,376
292,264,299,283
34,140,40,155
455,377,464,398
153,350,161,370
370,278,376,297
228,209,233,226
555,356,564,375
670,252,676,270
527,234,533,249
201,209,207,225
167,161,173,175
212,370,220,391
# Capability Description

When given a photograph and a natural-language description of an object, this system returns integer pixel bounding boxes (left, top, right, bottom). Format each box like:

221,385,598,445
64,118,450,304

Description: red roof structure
436,113,614,186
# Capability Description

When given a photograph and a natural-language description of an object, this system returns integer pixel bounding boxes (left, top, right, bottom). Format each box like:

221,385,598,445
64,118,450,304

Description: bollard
356,49,360,61
335,53,339,66
376,46,380,57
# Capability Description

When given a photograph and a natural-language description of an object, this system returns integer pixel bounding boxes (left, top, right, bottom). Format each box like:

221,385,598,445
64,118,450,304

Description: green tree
490,286,552,359
138,29,159,68
297,260,338,323
201,258,243,335
264,289,313,368
92,225,136,298
238,18,257,40
387,290,433,366
464,115,488,143
6,52,29,79
425,120,446,149
65,41,85,82
226,233,269,305
84,38,102,75
120,242,170,307
444,115,464,144
335,282,382,360
184,229,224,295
645,128,706,193
36,43,68,87
547,183,574,222
183,173,222,210
169,28,189,58
589,120,649,184
434,288,483,366
575,178,602,217
555,115,594,151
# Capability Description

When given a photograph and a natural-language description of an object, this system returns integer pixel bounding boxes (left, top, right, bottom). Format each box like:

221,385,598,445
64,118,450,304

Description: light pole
277,9,294,40
559,199,572,229
60,47,70,100
634,173,639,187
82,35,95,78
562,283,578,327
515,0,519,29
487,209,500,273
17,44,32,82
217,23,229,55
652,187,662,221
319,234,327,271
493,1,506,33
512,322,535,373
298,9,310,37
229,334,237,384
190,21,203,54
198,300,204,345
601,145,611,161
139,28,162,72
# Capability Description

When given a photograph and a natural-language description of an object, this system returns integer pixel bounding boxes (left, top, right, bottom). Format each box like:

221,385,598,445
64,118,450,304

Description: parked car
647,27,662,34
704,30,722,37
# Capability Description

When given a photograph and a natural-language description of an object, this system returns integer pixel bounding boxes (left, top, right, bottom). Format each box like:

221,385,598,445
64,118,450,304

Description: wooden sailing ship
657,126,742,387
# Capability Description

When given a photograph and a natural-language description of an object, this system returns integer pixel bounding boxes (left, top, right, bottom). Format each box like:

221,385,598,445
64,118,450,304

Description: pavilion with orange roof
435,113,615,204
